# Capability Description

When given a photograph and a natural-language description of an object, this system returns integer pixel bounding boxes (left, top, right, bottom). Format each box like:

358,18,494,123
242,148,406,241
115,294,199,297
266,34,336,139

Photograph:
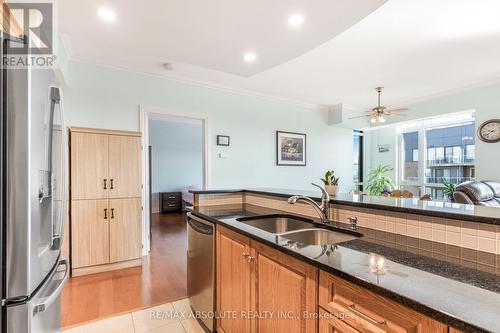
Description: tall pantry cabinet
69,127,142,276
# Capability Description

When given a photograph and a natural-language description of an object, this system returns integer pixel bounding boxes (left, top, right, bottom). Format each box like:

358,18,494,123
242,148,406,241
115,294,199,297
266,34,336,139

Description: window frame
397,113,475,199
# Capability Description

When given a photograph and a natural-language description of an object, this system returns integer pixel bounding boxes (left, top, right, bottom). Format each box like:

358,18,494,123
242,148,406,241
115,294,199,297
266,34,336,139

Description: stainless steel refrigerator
1,33,69,332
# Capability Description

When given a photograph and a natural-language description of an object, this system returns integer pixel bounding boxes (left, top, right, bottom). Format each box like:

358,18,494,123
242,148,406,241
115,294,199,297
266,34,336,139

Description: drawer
162,202,181,213
162,198,181,205
161,192,181,200
319,309,361,333
319,271,447,333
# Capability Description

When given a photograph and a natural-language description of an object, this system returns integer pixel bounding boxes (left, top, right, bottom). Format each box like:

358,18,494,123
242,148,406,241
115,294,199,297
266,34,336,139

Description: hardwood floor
61,212,187,329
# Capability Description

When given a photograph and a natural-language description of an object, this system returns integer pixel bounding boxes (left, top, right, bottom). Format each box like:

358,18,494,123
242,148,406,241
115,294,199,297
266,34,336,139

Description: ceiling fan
349,87,408,124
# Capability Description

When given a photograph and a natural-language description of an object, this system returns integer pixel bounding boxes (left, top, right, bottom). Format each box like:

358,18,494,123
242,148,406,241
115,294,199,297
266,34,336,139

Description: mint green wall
149,119,203,192
63,61,354,192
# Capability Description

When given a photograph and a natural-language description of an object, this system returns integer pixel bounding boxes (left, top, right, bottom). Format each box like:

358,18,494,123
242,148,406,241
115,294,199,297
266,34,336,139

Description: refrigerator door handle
33,257,69,314
50,87,66,250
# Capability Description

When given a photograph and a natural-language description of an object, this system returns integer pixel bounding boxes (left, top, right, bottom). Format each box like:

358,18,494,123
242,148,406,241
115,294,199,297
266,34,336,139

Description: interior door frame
139,105,210,255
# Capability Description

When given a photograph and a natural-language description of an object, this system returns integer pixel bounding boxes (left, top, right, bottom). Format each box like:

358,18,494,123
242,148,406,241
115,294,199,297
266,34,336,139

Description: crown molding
68,57,325,111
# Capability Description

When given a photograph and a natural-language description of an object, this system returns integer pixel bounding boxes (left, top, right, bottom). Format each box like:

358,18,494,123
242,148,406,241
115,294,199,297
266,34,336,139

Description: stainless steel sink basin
237,215,313,234
281,228,359,246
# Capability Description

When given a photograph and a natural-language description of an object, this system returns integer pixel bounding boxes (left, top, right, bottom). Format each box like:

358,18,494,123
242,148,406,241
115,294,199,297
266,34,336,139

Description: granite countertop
188,203,500,333
190,188,500,225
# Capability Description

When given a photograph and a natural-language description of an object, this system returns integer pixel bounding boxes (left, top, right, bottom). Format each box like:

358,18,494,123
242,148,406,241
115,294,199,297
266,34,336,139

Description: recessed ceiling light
288,14,304,28
97,7,116,22
243,52,257,63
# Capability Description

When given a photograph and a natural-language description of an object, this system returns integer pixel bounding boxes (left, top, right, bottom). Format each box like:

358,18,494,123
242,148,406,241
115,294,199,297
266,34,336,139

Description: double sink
236,214,361,246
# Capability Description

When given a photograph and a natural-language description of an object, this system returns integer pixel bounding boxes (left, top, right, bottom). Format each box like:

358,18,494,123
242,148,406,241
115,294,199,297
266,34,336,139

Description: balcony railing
425,176,474,184
427,157,474,166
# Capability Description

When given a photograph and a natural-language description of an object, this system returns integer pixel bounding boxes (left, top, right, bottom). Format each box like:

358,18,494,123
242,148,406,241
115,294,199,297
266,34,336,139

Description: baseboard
71,258,142,277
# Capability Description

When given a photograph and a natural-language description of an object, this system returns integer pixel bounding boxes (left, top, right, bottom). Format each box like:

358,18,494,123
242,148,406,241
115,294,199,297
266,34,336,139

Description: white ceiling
58,0,386,77
58,0,500,122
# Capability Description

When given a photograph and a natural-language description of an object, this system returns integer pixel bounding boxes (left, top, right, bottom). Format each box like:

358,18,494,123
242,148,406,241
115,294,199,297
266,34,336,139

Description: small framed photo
276,131,306,166
217,135,230,146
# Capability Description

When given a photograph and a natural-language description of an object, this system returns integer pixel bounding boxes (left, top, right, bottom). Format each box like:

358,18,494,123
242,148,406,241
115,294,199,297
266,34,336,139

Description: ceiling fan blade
387,108,408,113
385,112,407,117
348,115,371,120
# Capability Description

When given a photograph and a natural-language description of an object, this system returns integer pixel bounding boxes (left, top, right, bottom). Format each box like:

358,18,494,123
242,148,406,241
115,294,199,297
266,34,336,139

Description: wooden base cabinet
216,227,252,333
319,271,448,333
216,226,318,333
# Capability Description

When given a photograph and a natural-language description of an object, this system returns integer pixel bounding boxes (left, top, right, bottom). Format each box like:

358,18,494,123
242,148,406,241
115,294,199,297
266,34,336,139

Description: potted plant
320,169,339,196
442,179,456,201
365,165,395,196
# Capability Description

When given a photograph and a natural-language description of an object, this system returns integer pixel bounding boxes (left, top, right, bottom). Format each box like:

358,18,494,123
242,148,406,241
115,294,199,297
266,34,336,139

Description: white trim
139,105,209,255
69,57,323,111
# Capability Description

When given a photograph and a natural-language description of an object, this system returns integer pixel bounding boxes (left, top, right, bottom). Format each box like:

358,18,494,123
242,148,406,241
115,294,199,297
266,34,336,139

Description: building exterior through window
397,112,475,200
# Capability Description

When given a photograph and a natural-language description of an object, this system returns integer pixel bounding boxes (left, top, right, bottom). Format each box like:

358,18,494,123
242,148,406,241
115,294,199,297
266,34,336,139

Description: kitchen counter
189,203,500,333
190,188,500,225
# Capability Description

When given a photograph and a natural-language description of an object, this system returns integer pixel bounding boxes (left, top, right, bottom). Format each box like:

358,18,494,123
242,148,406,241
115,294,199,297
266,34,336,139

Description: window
353,130,364,190
397,112,475,200
401,131,419,182
466,144,475,162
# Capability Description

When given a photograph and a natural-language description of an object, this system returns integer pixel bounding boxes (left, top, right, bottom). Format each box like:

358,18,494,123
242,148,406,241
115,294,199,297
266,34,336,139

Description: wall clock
477,119,500,143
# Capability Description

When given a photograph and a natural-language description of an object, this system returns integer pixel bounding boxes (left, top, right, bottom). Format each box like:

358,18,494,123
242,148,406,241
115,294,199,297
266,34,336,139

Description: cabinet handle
110,179,114,189
103,179,107,190
242,253,254,263
168,204,176,207
347,304,386,325
168,196,176,199
104,208,108,219
110,208,115,219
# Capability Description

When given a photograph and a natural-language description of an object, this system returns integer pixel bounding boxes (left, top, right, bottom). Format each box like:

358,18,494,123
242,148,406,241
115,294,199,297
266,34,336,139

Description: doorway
140,107,208,254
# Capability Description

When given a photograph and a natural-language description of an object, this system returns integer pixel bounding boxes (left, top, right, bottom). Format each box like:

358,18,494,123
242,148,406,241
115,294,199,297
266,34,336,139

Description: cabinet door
319,310,362,333
108,135,142,198
71,132,109,200
109,198,142,262
216,226,252,333
251,241,317,333
71,200,109,268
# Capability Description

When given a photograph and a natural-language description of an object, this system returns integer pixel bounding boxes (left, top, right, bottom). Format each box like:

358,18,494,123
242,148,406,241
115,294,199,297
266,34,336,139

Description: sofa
453,181,500,207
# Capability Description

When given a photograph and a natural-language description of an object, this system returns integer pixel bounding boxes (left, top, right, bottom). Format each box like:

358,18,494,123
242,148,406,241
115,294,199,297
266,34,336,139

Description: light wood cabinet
71,132,109,200
1,0,23,36
70,127,142,276
109,198,142,262
71,200,110,268
319,271,447,333
216,226,317,333
109,135,142,198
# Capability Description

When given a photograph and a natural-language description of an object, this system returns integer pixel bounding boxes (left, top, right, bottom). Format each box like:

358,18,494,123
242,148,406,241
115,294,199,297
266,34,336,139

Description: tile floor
62,298,205,333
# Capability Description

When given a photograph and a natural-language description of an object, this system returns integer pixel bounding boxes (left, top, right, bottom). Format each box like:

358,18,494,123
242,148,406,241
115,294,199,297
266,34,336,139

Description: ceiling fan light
379,116,386,123
370,117,377,123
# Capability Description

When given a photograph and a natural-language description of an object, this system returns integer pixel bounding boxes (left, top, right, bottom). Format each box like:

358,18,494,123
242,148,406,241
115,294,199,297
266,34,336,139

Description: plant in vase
320,169,339,196
442,179,456,201
365,165,395,196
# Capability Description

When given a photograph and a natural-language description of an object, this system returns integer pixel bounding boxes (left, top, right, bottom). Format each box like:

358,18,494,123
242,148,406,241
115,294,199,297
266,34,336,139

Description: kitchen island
189,189,500,333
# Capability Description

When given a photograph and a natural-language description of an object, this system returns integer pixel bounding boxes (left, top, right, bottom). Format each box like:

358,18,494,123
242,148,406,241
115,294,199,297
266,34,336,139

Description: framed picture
217,135,230,146
276,131,306,166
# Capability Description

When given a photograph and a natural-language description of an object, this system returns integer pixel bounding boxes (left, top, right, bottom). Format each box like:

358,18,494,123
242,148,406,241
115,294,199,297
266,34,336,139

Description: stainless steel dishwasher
187,212,215,332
